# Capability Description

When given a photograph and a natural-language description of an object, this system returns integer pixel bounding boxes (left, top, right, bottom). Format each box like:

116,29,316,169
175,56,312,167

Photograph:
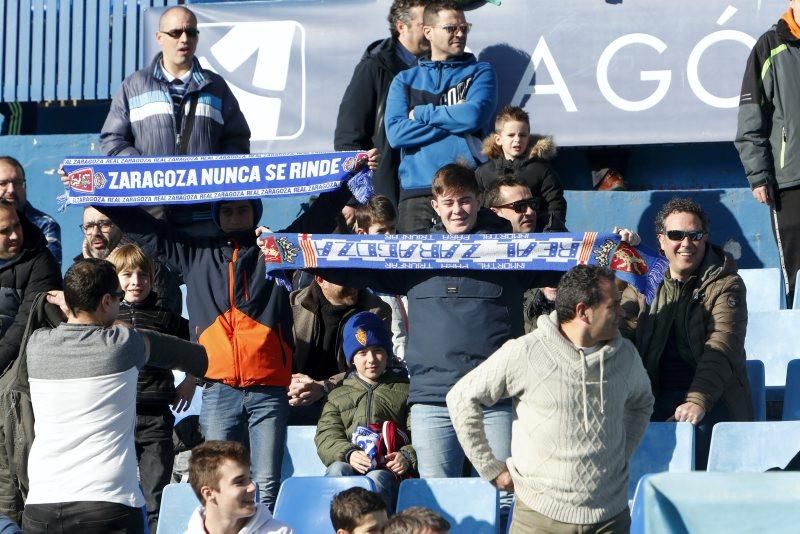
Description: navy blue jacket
318,209,561,403
385,53,497,200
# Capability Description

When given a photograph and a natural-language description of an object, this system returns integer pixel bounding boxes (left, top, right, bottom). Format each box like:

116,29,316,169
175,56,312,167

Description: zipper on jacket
229,242,241,383
781,127,787,169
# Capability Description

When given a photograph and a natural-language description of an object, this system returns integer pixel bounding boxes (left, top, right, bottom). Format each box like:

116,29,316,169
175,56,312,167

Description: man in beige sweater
447,265,653,533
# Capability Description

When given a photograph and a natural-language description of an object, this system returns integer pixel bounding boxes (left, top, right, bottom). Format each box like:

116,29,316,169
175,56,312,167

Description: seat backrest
739,268,785,312
629,473,653,534
642,472,800,532
281,425,327,480
273,476,374,532
783,359,800,420
707,421,800,472
396,478,499,534
156,483,200,534
746,360,767,421
745,310,800,387
628,422,695,501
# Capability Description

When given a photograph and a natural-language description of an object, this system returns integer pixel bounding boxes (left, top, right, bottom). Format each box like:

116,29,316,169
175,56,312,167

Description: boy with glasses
620,197,753,469
385,1,497,233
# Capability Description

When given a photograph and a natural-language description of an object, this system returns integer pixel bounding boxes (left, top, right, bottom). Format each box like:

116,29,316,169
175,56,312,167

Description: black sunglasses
494,198,536,214
160,28,200,39
665,230,705,242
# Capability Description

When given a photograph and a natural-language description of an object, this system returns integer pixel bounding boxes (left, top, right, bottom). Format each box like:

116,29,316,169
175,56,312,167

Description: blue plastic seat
629,473,653,534
156,483,200,534
396,478,499,534
281,425,327,480
746,360,767,421
640,472,800,532
782,359,800,420
273,476,374,531
628,422,694,502
745,310,800,388
707,421,800,472
738,268,786,311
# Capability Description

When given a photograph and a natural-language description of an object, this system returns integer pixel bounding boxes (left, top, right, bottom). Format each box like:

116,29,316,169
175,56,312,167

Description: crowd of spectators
0,0,780,532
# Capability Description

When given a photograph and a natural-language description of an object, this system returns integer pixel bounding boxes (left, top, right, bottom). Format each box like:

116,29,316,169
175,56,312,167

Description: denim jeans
326,462,399,513
200,382,289,510
411,402,512,478
22,502,144,534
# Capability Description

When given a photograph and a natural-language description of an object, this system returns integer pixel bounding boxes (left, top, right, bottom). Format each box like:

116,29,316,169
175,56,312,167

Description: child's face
353,347,389,384
431,189,480,235
494,120,530,160
205,459,257,521
118,267,152,303
366,219,397,235
348,510,388,534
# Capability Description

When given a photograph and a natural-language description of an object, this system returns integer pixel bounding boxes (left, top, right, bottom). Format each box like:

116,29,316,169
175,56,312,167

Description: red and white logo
68,168,95,193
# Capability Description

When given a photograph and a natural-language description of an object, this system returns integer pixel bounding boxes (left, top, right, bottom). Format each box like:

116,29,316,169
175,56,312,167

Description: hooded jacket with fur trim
476,134,567,232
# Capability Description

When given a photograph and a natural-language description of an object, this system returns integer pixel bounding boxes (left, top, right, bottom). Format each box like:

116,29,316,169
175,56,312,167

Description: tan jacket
620,245,753,420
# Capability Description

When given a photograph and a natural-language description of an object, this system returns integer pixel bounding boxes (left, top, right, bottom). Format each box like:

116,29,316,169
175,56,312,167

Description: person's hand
58,163,70,188
341,205,357,230
493,467,515,492
385,452,409,476
669,401,706,425
172,375,196,412
255,226,272,238
46,290,70,319
613,226,641,246
365,148,380,171
348,450,372,474
752,184,774,206
408,109,415,120
287,373,325,406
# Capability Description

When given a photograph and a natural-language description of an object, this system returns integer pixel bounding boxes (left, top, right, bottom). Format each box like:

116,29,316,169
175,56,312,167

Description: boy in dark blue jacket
385,1,497,233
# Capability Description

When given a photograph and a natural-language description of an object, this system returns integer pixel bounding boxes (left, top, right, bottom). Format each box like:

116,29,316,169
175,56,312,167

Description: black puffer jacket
117,292,190,410
0,215,61,375
334,38,411,205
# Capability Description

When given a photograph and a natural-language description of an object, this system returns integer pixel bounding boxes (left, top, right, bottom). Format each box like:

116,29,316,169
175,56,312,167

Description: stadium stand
628,423,695,502
396,478,499,534
746,360,767,421
156,483,200,534
782,359,800,421
707,421,800,472
738,268,786,311
281,426,326,480
273,476,375,532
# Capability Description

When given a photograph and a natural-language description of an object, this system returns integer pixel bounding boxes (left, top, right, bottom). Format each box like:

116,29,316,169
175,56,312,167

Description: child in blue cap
314,311,415,512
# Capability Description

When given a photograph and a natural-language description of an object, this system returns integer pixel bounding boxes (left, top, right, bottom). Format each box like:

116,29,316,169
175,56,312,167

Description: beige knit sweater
446,311,654,525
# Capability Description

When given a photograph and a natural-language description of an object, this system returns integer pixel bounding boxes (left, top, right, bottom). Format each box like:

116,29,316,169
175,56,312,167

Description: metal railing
1,0,179,103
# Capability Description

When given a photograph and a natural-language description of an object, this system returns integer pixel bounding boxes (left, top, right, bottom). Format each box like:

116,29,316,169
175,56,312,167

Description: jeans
135,410,174,533
200,382,289,510
326,462,399,513
22,502,144,534
411,403,512,478
397,196,437,234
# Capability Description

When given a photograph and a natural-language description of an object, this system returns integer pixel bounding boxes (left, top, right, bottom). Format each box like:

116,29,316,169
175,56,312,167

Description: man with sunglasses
620,197,752,469
100,5,250,236
385,1,497,233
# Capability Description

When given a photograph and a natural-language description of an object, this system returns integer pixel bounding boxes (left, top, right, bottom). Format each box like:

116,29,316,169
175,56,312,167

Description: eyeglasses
159,28,200,39
110,290,124,302
494,198,536,214
0,179,25,188
435,23,472,35
80,220,115,234
665,230,705,242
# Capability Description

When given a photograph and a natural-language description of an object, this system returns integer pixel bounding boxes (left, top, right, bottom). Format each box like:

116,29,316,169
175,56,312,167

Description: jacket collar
418,52,478,68
150,53,208,89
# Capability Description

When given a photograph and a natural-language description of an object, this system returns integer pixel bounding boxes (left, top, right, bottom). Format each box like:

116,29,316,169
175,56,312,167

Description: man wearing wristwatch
288,275,392,425
619,197,753,469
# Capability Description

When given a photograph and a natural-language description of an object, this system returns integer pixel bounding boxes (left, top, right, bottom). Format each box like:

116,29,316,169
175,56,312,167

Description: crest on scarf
355,328,368,346
260,236,298,264
593,239,648,275
68,168,107,193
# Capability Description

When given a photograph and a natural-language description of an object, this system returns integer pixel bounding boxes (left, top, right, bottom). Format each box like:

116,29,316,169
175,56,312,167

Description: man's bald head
159,6,197,29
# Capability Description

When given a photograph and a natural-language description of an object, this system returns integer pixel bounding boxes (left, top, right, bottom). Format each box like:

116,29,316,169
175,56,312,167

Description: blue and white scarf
259,232,668,302
59,150,373,209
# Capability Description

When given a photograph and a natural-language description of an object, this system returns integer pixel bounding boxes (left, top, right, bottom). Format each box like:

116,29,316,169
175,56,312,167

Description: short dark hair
384,507,451,534
555,265,616,324
388,0,428,40
431,163,481,198
423,1,464,26
63,258,120,317
188,441,251,505
0,156,25,181
330,487,387,531
355,195,397,231
484,176,531,208
654,197,709,235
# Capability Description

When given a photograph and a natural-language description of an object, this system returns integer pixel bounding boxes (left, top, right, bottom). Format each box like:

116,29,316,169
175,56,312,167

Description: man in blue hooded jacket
385,1,497,233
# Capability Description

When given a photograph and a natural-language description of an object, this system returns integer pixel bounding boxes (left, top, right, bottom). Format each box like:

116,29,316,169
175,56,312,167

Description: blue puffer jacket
385,53,497,201
100,54,250,157
318,209,562,403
